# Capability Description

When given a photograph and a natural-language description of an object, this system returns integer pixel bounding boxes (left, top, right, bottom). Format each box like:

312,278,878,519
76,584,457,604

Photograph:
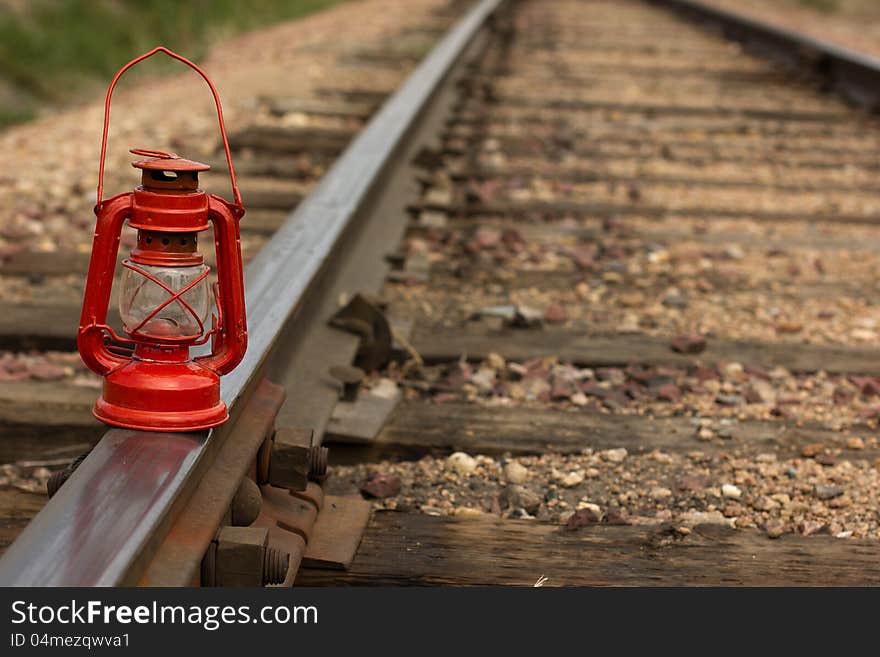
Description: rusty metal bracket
140,382,352,587
301,495,371,571
252,483,317,587
254,482,370,579
329,293,393,371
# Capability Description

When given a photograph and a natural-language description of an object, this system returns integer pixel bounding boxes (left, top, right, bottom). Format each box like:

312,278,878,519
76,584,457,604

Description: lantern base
94,359,227,432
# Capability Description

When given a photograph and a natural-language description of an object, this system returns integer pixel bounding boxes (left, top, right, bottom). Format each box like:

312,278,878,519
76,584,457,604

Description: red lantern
78,47,247,432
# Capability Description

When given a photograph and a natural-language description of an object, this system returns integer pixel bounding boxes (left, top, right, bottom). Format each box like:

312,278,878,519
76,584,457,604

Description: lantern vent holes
131,230,201,267
142,168,199,191
140,234,194,248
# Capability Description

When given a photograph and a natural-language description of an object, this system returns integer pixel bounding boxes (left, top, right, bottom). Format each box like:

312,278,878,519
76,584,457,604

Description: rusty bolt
329,364,365,402
308,445,329,481
263,547,289,585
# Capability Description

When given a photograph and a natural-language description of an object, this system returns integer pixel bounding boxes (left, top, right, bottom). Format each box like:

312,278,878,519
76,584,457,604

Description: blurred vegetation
0,0,343,127
798,0,840,12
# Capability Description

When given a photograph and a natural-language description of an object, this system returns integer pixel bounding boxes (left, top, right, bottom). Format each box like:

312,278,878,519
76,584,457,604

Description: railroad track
2,0,880,585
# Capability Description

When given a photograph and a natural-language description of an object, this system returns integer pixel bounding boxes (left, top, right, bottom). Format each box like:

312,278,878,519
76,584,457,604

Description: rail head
0,0,504,587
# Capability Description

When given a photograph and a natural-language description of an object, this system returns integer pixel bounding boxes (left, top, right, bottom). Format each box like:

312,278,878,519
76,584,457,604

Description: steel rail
653,0,880,109
0,0,503,587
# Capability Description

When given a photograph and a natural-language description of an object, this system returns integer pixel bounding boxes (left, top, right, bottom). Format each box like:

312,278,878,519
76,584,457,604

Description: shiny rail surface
0,0,502,587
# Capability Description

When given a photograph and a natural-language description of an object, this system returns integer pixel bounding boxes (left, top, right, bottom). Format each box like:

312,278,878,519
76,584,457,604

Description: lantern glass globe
119,263,210,340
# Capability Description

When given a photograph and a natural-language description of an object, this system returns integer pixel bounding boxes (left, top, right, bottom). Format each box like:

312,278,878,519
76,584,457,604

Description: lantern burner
130,230,203,267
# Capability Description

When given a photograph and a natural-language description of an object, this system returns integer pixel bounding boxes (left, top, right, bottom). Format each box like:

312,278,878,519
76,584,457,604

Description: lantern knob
130,147,177,159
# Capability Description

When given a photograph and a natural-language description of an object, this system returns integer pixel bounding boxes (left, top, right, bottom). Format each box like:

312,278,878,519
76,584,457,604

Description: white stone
722,362,745,382
471,367,496,392
651,450,673,464
574,368,595,381
446,452,477,475
721,484,742,499
486,352,506,370
560,471,585,488
681,510,735,527
648,249,670,264
369,377,400,400
503,461,529,485
576,501,602,517
618,313,640,333
724,244,744,260
601,448,628,463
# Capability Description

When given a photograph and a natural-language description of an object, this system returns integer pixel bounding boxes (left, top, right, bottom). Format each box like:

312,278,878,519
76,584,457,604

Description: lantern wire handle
96,46,242,209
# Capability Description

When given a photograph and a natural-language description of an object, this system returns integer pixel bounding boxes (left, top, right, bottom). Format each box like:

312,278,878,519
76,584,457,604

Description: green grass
797,0,840,12
0,0,343,124
0,106,34,129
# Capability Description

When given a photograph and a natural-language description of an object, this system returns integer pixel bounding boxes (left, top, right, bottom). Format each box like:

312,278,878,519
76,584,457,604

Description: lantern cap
130,148,210,173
